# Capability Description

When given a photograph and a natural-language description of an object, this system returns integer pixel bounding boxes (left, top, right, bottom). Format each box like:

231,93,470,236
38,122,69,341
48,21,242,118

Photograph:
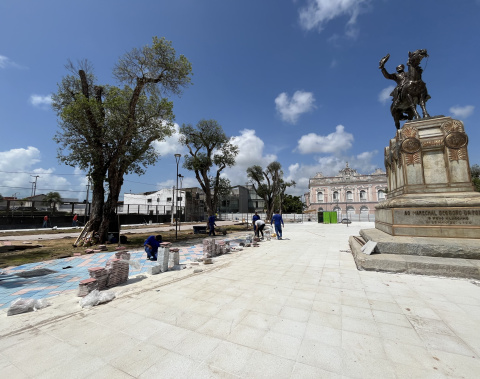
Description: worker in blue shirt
252,212,260,233
271,210,284,240
208,214,216,236
144,235,162,261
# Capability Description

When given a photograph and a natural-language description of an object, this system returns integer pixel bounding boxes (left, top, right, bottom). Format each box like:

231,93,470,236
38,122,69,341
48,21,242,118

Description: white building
121,189,185,216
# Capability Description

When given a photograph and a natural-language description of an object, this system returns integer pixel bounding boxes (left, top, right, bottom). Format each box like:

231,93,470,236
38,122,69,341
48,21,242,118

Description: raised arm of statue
379,53,390,69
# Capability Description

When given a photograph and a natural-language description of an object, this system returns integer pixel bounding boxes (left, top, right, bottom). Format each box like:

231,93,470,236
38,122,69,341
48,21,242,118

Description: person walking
271,210,284,240
144,235,162,261
252,212,260,233
255,218,265,239
42,215,49,228
72,213,78,227
208,214,217,236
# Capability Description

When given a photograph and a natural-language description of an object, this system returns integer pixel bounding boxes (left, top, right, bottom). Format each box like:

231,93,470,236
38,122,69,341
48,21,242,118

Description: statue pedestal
376,116,480,239
349,116,480,279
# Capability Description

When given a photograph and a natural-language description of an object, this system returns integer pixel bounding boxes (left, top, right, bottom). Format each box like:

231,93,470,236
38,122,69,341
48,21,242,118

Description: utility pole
31,175,39,197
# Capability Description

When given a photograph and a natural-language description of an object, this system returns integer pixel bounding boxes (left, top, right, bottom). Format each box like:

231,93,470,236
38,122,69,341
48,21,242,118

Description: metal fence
218,212,375,224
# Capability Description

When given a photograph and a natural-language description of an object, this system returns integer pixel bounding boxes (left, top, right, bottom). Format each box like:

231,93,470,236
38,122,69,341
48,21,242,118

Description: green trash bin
330,211,338,224
323,212,330,224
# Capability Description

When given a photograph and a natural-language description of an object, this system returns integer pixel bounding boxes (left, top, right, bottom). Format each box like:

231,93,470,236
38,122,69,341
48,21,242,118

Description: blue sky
1,0,479,201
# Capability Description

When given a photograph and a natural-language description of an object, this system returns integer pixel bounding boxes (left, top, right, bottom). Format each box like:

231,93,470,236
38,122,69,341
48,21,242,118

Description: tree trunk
98,167,124,243
86,168,106,235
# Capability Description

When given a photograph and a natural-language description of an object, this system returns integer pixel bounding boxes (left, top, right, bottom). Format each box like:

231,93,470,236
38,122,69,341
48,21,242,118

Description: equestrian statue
379,49,431,129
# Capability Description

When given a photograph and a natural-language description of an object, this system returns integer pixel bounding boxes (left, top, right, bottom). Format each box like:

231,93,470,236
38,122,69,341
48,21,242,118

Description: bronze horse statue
379,49,431,129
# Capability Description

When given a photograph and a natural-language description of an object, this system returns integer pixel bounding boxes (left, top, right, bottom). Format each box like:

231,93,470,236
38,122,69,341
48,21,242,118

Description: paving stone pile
77,278,98,297
202,239,231,258
106,258,129,287
88,267,109,290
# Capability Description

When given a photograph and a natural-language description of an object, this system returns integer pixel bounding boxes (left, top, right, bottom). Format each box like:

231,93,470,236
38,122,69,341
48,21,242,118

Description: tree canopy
44,192,62,212
179,119,238,216
282,194,303,214
52,37,192,241
247,161,295,221
472,164,480,192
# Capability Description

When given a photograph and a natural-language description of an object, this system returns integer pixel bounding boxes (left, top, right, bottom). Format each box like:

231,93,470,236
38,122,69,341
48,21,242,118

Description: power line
0,170,86,176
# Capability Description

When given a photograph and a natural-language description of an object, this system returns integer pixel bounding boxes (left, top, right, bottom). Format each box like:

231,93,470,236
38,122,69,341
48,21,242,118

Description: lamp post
174,154,181,240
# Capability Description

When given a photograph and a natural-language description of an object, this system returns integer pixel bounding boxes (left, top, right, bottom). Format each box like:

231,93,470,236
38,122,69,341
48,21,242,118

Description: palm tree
44,192,62,213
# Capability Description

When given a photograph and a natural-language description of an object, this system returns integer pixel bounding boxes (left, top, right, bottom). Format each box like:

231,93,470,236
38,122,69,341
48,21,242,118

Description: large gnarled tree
179,119,238,216
52,37,192,241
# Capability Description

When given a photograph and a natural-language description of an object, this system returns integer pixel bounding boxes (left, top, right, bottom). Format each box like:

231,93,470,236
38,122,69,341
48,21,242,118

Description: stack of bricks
203,239,215,258
115,251,131,260
215,240,225,256
169,248,180,267
158,247,170,272
106,258,129,287
98,245,108,251
88,267,108,290
78,278,98,297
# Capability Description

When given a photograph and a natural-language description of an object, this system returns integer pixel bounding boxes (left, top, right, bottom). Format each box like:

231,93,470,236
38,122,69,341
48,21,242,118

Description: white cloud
0,55,23,69
378,85,394,104
152,123,185,156
296,125,353,154
298,0,371,38
449,105,474,119
29,94,52,108
0,146,87,200
275,91,316,124
223,129,277,185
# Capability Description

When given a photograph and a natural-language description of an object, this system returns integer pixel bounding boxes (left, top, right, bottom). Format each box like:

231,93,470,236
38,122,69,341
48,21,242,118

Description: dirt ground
0,224,249,269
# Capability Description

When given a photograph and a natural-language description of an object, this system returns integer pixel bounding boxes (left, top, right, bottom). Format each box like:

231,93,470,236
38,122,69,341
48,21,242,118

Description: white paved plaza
1,222,479,378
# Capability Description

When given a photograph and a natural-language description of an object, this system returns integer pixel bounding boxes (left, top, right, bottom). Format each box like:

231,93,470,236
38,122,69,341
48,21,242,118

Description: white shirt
255,219,265,227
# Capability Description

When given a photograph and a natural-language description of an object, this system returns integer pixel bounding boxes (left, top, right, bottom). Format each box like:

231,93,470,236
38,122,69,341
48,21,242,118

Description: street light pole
174,153,181,240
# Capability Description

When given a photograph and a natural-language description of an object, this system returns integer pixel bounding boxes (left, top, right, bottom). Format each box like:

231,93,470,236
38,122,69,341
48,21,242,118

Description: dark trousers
255,224,265,238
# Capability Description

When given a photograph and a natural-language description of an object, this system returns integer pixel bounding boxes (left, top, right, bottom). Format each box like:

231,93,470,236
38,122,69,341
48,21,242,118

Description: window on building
333,191,339,201
167,197,172,202
317,191,323,202
177,197,182,202
156,198,160,203
360,190,366,201
378,190,385,200
347,191,353,201
147,199,152,203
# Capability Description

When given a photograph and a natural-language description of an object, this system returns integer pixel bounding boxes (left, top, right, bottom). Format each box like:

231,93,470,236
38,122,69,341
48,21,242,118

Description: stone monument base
349,228,480,279
375,192,480,239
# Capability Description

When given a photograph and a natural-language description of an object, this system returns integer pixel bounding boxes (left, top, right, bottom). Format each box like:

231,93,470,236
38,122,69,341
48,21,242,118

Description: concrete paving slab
1,222,480,378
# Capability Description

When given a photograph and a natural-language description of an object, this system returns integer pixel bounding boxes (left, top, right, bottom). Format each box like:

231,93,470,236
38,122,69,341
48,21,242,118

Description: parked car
341,218,351,224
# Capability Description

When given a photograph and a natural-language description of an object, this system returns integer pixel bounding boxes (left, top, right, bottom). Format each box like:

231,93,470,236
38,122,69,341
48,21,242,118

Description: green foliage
215,177,232,198
44,192,62,212
282,194,303,213
52,37,193,241
247,161,294,221
180,119,238,215
472,164,480,192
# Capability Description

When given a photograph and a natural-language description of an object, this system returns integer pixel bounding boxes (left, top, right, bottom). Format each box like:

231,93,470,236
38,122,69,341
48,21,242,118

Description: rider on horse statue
379,54,407,109
379,50,431,129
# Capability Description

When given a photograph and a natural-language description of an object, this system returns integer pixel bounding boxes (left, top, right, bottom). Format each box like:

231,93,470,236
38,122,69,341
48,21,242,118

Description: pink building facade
306,164,387,220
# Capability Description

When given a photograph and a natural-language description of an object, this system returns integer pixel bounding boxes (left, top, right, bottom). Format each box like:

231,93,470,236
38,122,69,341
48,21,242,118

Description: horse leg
407,94,421,119
420,93,430,118
391,108,401,129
